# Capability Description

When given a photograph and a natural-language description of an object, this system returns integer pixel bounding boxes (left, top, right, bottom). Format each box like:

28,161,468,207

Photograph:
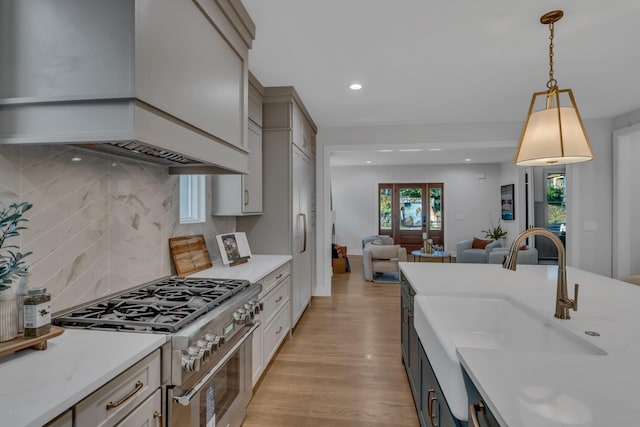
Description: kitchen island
400,262,640,426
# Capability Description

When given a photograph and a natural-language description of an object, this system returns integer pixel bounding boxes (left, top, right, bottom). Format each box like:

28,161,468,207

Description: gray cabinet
0,0,255,172
251,262,291,386
420,342,458,427
237,87,317,329
401,277,461,427
211,73,264,215
44,410,73,427
463,370,501,427
75,349,161,427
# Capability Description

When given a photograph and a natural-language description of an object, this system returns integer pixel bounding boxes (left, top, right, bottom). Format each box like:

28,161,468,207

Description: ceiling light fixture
70,156,82,162
428,148,443,152
365,160,372,164
465,158,472,162
514,10,594,166
377,149,393,152
349,83,362,90
398,149,424,152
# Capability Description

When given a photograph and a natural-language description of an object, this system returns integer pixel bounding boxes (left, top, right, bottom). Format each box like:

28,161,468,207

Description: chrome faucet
502,227,579,319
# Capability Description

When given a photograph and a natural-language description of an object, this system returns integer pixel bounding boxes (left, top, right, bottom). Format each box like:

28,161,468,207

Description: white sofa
488,246,539,265
456,239,501,263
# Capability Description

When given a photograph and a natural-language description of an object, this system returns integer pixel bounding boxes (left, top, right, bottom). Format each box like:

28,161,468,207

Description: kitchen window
180,175,206,224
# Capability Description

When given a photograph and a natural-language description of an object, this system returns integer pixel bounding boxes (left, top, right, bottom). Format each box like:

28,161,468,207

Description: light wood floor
244,256,419,427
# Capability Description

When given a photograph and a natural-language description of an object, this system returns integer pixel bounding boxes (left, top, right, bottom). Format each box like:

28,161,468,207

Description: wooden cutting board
169,235,213,276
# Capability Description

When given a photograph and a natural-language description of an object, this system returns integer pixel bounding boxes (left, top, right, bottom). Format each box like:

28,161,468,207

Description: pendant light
514,10,594,166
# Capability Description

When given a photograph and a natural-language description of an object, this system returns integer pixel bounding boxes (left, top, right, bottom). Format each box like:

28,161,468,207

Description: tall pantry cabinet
237,86,316,328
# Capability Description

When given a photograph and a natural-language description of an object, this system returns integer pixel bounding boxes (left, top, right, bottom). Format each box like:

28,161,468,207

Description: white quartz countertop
189,254,291,283
400,262,640,427
0,329,167,427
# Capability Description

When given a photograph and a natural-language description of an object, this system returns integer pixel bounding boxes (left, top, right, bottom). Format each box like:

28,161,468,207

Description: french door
378,183,444,252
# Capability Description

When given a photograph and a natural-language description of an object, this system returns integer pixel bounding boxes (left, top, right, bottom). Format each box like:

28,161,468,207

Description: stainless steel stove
54,276,262,427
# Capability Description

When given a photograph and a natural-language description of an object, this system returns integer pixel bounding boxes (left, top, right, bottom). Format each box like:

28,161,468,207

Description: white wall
330,163,502,255
566,118,614,276
498,161,527,246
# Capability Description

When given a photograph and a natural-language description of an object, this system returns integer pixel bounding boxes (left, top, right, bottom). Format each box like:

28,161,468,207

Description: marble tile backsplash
0,145,234,313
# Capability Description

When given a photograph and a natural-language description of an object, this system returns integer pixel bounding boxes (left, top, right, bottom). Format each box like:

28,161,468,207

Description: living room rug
372,272,400,284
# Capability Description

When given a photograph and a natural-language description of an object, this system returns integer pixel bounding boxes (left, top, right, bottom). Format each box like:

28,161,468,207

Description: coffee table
411,249,452,263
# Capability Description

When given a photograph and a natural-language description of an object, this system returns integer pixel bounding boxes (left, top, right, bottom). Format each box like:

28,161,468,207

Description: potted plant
0,201,32,342
482,218,508,242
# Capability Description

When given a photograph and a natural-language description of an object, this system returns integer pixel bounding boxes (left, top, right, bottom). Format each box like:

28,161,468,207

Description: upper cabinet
211,72,263,215
0,0,255,173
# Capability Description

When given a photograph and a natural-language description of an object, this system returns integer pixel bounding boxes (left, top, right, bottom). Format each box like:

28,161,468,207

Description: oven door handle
173,321,260,406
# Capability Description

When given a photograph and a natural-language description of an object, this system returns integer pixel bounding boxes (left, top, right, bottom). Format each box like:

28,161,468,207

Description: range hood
0,0,254,176
80,141,243,175
0,98,250,174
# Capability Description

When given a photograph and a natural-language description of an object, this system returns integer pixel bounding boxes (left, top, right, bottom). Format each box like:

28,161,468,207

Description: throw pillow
472,237,493,249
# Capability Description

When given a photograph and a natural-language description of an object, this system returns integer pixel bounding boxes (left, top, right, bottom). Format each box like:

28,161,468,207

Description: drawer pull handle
154,410,163,427
470,401,486,427
276,273,283,279
106,380,143,410
276,326,283,334
275,296,283,303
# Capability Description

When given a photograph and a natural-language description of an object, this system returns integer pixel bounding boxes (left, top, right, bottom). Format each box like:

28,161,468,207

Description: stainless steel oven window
199,347,241,425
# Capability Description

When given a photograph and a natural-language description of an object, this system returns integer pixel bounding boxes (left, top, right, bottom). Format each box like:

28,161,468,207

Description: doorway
613,124,640,276
533,167,566,261
378,183,444,252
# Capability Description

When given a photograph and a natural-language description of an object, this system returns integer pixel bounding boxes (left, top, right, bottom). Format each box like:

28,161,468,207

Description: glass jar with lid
24,287,51,338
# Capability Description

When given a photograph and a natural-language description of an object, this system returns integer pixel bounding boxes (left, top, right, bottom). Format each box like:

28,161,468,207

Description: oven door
168,322,258,427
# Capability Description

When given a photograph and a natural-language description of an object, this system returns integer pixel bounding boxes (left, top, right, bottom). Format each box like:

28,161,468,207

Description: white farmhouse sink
413,294,606,422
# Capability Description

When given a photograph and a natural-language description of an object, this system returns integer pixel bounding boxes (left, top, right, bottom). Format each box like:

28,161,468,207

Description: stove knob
204,334,221,351
196,339,211,359
181,355,196,372
243,303,256,319
233,309,247,325
187,345,202,371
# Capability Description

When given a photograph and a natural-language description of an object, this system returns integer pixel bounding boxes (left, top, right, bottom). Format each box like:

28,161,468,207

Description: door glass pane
429,188,442,230
379,188,392,230
399,187,422,230
546,172,566,244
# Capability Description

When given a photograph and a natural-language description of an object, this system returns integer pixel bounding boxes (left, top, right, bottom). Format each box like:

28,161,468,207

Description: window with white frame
179,175,206,224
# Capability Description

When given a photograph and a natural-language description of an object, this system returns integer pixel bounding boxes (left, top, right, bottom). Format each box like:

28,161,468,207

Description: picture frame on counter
216,232,252,266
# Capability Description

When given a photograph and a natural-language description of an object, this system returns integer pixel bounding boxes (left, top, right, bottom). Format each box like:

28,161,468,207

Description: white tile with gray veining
0,145,235,312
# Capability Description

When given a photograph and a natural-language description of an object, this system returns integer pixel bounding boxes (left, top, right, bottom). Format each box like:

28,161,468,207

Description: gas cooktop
54,276,251,333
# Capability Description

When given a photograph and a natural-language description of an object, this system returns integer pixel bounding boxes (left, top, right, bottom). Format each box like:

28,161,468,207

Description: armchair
363,243,407,282
456,238,501,263
362,235,394,249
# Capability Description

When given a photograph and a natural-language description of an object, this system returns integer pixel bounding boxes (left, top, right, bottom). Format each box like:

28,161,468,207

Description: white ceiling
243,0,640,166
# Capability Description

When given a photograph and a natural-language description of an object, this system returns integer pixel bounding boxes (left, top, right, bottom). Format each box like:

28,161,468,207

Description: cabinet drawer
44,409,72,427
261,276,290,325
76,350,161,427
115,388,161,427
262,303,290,365
259,262,291,297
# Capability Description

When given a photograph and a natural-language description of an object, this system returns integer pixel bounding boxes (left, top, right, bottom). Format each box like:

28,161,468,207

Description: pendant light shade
514,10,594,166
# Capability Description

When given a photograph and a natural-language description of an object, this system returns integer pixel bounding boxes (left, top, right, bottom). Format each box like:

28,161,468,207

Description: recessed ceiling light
465,158,472,162
349,83,362,90
377,149,393,153
398,149,424,152
365,160,373,164
71,156,82,162
428,148,443,152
